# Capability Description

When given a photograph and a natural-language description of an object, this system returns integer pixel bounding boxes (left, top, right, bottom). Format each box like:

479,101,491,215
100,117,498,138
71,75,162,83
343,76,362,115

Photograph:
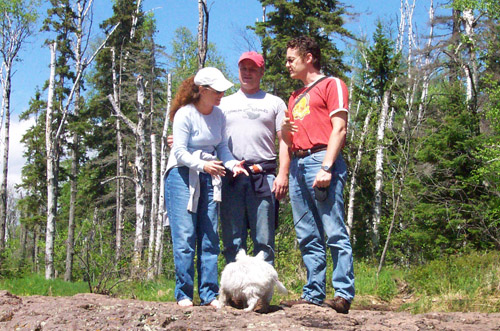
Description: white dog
219,250,288,312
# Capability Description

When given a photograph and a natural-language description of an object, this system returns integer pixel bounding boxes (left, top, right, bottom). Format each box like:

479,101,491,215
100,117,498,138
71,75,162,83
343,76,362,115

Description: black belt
292,145,327,158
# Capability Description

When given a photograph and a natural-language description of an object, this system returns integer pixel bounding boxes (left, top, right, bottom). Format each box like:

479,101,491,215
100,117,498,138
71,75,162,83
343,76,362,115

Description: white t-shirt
219,89,287,163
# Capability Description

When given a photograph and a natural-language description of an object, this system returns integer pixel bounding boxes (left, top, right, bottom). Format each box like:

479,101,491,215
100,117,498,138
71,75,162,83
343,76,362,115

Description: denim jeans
220,174,276,265
289,151,355,304
165,166,220,305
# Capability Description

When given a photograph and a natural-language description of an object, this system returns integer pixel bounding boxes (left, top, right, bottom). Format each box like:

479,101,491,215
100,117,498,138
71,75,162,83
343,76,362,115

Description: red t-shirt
287,77,349,151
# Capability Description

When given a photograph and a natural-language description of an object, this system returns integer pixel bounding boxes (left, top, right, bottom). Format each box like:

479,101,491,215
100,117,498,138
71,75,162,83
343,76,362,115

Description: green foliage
354,262,400,302
365,21,401,99
168,26,232,92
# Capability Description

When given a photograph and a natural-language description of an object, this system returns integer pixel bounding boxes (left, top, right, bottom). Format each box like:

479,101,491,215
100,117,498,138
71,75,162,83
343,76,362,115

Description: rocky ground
1,290,500,330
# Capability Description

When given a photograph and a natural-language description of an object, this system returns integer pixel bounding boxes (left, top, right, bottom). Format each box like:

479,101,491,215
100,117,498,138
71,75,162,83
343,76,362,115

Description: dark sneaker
323,296,350,314
280,298,317,307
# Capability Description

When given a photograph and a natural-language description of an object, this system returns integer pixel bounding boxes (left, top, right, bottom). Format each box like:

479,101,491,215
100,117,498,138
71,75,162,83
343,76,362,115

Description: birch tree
44,22,118,279
64,0,96,282
366,22,401,249
44,41,58,279
108,75,147,276
154,73,172,277
0,0,38,251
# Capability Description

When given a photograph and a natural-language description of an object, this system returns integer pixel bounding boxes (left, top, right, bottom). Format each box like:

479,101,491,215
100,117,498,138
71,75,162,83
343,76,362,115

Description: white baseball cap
194,67,233,92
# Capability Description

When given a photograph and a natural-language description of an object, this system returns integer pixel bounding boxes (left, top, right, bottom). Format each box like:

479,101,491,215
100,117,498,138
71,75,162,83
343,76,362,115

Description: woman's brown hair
169,76,202,121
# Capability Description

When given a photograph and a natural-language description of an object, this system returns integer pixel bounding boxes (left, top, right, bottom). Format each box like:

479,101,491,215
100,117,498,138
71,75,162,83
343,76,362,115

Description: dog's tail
275,280,288,295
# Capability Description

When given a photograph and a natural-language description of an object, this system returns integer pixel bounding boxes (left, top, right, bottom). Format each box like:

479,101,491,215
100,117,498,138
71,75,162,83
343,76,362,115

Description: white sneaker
177,299,193,307
209,299,222,309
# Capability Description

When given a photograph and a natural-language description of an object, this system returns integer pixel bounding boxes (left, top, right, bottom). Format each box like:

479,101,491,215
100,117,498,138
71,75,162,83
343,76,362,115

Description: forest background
0,0,499,313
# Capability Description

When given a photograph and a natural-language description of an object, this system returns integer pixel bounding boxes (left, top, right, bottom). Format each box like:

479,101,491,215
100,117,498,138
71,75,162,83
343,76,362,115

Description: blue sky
6,0,435,187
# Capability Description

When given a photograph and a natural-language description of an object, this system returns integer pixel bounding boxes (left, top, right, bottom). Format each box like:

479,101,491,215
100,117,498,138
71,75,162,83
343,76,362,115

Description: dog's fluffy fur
219,250,288,312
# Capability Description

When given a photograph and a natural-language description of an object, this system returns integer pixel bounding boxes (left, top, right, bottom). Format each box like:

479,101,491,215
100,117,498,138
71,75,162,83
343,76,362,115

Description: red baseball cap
238,51,265,68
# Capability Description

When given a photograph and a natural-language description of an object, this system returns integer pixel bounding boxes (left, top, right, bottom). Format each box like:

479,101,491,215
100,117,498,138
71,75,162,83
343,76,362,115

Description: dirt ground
1,290,500,331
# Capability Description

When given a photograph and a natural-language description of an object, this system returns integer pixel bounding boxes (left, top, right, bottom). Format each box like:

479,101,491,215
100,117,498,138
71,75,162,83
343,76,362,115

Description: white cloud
2,116,36,188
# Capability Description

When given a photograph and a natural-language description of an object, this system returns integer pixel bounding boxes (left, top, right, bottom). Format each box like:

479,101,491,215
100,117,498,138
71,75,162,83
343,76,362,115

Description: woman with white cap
165,67,248,308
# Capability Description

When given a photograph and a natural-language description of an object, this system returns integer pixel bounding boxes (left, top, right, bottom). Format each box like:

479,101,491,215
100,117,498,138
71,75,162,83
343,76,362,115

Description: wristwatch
321,164,332,172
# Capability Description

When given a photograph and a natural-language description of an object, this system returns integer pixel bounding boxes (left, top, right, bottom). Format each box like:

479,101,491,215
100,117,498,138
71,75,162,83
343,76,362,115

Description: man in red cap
219,51,290,266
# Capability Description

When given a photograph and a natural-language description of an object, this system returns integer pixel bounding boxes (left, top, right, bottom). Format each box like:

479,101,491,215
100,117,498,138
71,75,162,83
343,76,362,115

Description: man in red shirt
280,36,355,314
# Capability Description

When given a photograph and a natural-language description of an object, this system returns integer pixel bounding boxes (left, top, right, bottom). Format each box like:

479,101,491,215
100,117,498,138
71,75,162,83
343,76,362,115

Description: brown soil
1,290,499,330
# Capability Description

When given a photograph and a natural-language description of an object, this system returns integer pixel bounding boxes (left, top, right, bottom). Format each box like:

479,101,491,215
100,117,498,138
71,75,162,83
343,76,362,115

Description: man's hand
312,168,331,189
232,160,249,176
281,116,298,134
272,172,289,200
167,135,173,148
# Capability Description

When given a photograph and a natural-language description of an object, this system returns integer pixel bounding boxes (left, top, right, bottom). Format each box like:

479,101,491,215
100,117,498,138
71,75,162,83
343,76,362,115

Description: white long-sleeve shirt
166,103,238,174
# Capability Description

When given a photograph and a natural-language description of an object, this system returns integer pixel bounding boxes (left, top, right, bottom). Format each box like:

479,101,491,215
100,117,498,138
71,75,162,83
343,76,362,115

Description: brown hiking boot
323,296,351,314
280,298,317,307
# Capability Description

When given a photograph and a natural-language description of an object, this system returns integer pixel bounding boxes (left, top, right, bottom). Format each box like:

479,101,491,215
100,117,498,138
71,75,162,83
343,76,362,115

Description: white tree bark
0,65,11,249
197,0,209,69
417,0,435,128
45,41,58,279
461,8,478,112
107,76,147,276
147,133,158,279
45,22,118,280
372,89,391,248
0,0,36,250
347,108,373,236
110,47,125,264
65,0,89,282
155,73,172,276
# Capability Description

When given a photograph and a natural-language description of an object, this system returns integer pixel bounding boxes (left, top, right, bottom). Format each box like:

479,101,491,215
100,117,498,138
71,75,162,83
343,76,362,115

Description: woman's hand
232,160,249,176
203,161,226,177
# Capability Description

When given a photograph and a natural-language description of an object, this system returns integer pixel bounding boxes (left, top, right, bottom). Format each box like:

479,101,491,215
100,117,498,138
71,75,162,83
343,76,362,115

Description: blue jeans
289,151,355,304
165,166,220,305
220,174,276,265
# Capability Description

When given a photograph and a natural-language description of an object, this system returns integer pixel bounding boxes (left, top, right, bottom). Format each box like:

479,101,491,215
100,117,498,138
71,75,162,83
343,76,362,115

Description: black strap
293,76,328,108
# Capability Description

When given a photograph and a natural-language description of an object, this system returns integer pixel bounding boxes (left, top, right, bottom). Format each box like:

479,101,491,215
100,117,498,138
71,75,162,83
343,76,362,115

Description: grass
1,250,499,313
0,274,89,297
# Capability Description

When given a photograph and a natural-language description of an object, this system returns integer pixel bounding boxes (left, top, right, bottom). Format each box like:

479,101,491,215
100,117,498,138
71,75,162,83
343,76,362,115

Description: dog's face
219,250,287,312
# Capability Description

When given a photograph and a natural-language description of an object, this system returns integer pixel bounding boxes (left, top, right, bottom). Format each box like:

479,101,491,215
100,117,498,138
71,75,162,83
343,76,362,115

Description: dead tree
197,0,209,69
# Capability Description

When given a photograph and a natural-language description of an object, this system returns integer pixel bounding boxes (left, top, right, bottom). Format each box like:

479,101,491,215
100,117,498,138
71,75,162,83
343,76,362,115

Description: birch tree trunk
111,47,125,264
147,133,157,279
147,37,159,279
462,9,478,113
45,41,58,279
107,76,147,276
0,66,10,250
197,0,209,69
347,108,373,236
378,0,436,271
155,73,172,276
45,21,118,280
372,89,391,249
132,76,147,275
417,0,435,129
65,0,86,282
